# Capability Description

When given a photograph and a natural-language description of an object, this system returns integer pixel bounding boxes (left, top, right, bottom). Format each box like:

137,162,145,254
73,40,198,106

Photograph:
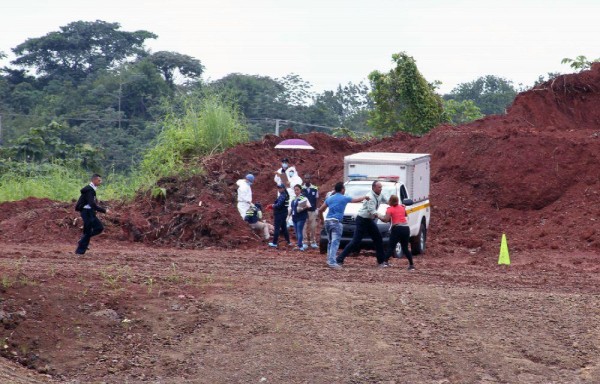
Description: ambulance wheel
411,222,427,255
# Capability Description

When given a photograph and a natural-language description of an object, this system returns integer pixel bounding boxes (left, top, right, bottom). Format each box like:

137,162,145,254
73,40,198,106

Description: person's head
372,181,382,195
293,184,302,196
245,174,255,185
277,183,286,194
281,158,289,170
388,194,399,206
91,173,103,187
304,173,311,185
334,182,345,193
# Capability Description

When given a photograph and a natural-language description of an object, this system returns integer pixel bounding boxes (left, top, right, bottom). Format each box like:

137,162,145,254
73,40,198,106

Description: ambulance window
400,185,408,201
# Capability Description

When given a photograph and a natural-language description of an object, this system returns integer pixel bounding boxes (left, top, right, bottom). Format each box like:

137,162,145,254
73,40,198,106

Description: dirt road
1,239,599,383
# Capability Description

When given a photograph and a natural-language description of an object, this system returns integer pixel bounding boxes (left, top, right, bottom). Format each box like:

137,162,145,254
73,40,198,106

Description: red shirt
386,205,407,225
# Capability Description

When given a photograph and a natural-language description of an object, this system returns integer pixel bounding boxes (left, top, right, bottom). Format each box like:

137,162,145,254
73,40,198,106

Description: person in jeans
336,180,387,267
75,173,109,255
379,195,415,270
301,174,319,248
318,182,369,268
268,184,291,248
289,184,311,250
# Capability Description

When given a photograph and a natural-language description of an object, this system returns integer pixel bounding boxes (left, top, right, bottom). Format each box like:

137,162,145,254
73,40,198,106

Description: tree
148,51,204,87
276,73,314,106
561,55,600,71
210,73,285,118
368,52,444,135
445,75,517,115
11,20,156,82
443,99,483,125
313,81,373,133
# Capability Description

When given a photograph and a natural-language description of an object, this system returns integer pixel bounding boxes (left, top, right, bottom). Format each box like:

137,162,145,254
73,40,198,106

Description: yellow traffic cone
498,233,510,265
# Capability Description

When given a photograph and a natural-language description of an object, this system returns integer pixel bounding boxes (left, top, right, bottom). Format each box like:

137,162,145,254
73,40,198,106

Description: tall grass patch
140,94,248,181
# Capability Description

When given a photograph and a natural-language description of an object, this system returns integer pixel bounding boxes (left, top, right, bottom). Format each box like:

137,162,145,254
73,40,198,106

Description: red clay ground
1,64,600,383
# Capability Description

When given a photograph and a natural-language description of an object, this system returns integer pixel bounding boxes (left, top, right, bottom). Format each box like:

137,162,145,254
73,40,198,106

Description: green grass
0,93,248,203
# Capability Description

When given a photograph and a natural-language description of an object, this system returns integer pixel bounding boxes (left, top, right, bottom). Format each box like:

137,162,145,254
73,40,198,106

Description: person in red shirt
380,195,415,270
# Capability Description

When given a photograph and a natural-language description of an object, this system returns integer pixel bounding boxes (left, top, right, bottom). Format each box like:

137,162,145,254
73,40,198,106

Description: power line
247,117,339,133
0,111,155,123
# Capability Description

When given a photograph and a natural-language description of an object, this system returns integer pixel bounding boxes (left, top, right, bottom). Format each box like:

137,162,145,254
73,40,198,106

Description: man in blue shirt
318,182,368,268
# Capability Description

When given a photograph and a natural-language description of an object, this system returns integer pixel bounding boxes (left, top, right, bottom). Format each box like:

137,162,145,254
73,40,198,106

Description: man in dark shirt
75,174,109,255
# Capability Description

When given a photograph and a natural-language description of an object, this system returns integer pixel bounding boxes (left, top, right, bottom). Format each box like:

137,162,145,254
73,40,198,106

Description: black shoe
75,250,85,255
408,265,415,271
335,258,344,266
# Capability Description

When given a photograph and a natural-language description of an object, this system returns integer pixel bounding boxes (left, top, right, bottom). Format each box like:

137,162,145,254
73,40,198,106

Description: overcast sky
1,0,599,94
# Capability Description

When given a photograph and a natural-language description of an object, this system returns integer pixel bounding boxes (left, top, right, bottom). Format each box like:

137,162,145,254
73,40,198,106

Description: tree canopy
12,20,156,82
368,52,444,135
148,51,204,87
444,75,517,116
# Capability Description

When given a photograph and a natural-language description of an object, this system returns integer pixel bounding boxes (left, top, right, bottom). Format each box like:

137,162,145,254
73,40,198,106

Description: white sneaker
310,243,318,249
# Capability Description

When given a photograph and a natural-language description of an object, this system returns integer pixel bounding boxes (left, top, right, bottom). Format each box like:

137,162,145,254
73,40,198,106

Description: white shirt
236,179,252,203
274,166,303,197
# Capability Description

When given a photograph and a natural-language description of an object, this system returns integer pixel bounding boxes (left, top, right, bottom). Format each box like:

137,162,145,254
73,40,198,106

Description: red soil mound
1,65,599,256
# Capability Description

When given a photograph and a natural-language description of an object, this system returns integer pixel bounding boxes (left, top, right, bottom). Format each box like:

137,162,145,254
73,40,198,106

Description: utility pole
275,119,280,136
118,82,122,130
0,114,2,145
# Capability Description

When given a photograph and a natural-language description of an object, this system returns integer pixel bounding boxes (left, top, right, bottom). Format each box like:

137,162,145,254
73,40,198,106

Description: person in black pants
337,181,387,267
268,184,291,248
379,195,415,270
75,174,108,255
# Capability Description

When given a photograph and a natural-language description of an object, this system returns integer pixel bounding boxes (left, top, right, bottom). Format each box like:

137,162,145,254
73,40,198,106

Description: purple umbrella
274,138,315,150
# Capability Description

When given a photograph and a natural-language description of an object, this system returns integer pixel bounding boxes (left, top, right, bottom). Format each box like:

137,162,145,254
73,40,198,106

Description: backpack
74,194,86,212
244,203,263,224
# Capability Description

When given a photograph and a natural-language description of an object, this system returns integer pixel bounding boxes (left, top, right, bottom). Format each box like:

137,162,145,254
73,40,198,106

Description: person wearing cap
244,202,274,241
268,183,292,248
236,173,255,219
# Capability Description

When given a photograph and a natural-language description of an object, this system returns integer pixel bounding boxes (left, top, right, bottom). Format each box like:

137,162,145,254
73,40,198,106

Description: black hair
91,173,102,180
334,182,344,192
372,180,381,189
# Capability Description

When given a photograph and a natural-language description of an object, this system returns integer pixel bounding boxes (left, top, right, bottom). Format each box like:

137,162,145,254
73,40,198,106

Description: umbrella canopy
274,138,314,150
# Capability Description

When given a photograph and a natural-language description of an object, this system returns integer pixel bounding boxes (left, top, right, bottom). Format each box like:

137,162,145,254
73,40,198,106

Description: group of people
237,159,416,271
317,180,415,270
237,158,320,251
74,169,415,272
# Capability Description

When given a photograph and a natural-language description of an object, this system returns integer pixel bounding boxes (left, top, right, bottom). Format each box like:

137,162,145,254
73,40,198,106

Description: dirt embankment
1,64,599,256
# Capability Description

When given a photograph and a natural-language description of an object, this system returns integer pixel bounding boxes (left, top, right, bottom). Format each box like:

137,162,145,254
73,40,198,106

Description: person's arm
272,194,284,210
85,189,107,213
350,195,369,203
379,207,392,223
318,202,328,223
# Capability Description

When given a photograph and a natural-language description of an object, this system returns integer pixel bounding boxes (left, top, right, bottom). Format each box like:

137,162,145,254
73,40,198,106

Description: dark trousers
272,212,290,245
338,216,385,264
385,225,413,265
76,209,104,254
